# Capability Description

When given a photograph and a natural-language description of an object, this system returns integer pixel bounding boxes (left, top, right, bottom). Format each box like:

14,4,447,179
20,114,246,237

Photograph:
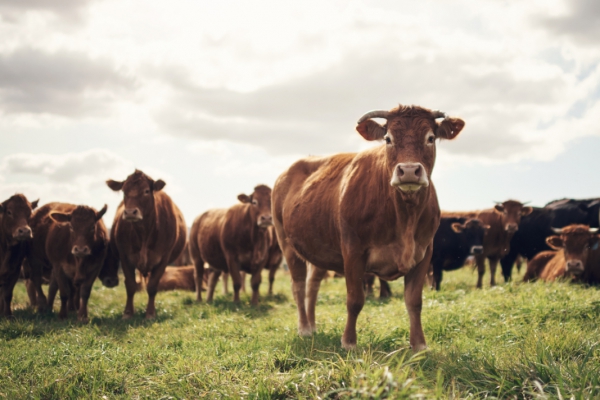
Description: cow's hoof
298,326,313,337
341,339,357,351
411,343,428,352
122,313,133,320
78,317,89,324
145,313,156,320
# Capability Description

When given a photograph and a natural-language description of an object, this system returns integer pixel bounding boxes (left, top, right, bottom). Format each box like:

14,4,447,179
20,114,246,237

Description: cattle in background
364,274,392,298
546,198,600,228
171,242,192,266
523,225,600,283
0,194,38,317
137,266,196,292
273,105,465,350
107,170,187,319
500,207,554,282
189,185,272,305
430,217,488,291
26,203,109,321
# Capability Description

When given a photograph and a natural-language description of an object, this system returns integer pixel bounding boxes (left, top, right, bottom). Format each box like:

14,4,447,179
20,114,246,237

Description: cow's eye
384,135,391,145
252,200,258,206
144,189,150,195
6,210,12,217
426,132,435,145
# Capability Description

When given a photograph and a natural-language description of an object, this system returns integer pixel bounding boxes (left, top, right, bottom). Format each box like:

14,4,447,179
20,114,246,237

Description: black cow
500,207,555,282
546,198,600,228
431,217,488,290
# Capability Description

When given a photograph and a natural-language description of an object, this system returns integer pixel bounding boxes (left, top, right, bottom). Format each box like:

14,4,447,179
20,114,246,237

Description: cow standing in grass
272,105,465,350
0,194,38,317
107,170,187,319
189,185,272,305
27,203,109,322
524,225,600,283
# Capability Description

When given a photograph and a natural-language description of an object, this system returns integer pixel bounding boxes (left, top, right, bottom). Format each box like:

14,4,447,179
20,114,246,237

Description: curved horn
357,110,391,124
590,228,599,233
431,110,446,119
552,227,563,234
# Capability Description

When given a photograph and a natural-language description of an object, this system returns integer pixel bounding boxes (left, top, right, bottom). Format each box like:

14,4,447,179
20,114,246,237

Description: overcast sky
1,0,599,225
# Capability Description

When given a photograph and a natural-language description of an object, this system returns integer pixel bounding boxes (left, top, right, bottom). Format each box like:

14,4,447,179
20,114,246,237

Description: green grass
2,266,600,399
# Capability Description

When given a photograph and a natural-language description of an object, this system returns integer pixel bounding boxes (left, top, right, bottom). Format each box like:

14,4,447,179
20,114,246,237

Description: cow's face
493,200,532,234
0,194,38,242
106,170,165,222
50,205,107,258
547,225,600,275
238,184,272,228
452,218,488,255
356,106,464,197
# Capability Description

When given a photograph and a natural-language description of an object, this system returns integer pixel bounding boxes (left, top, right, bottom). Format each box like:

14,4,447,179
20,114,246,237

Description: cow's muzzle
471,245,484,255
566,260,584,275
505,223,518,233
101,276,119,288
390,163,429,193
258,214,273,228
72,246,91,257
123,208,143,221
13,226,33,241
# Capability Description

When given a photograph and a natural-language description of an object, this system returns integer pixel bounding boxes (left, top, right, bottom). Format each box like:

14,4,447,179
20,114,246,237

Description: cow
430,216,488,291
499,207,554,282
137,266,196,292
189,185,272,305
26,203,109,322
0,194,38,317
523,224,600,283
545,198,600,228
449,200,533,288
272,105,465,350
364,274,392,298
106,169,187,319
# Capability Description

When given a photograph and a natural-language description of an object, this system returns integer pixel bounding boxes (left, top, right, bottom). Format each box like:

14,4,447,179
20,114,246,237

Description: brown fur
272,105,465,350
525,225,600,283
0,194,37,317
189,185,273,305
444,200,532,288
26,203,108,322
107,170,187,319
171,242,192,266
137,266,197,292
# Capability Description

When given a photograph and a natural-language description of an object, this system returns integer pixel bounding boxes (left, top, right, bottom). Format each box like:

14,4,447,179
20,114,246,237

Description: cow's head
98,243,119,288
546,224,600,276
238,184,272,228
0,194,38,243
106,170,165,222
451,218,489,255
356,105,464,198
493,200,532,234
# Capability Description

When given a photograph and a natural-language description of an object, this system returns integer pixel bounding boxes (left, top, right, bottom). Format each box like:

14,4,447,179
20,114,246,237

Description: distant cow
26,203,108,322
107,170,187,319
272,105,465,350
524,225,600,283
137,266,196,292
0,194,38,317
545,198,600,228
430,217,488,291
500,207,554,282
189,185,272,305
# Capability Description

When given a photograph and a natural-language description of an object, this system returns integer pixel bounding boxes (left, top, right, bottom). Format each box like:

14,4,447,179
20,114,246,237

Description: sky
0,0,599,225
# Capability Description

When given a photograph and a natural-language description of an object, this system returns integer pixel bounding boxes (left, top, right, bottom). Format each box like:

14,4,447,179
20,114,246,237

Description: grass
1,266,600,399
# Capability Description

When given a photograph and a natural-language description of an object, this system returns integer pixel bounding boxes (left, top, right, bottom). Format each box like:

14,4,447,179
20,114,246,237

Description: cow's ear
106,180,124,192
50,212,71,224
238,194,251,203
494,204,505,213
153,180,166,192
546,235,563,250
451,222,464,233
521,206,533,216
96,204,108,221
31,199,39,210
436,117,465,140
356,120,386,141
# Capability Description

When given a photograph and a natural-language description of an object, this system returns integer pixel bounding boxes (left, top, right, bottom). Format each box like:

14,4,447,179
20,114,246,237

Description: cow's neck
137,203,158,244
243,205,260,243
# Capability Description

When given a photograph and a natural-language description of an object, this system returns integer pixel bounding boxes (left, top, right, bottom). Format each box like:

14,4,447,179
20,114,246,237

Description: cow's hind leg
489,257,499,287
379,278,391,298
306,263,328,333
475,254,485,289
285,248,311,336
268,263,278,296
206,268,222,303
222,272,229,295
404,245,431,352
192,256,205,302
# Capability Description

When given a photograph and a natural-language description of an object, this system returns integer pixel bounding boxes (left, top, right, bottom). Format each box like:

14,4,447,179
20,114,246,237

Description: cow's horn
357,110,391,124
552,227,563,234
590,228,599,233
431,110,446,119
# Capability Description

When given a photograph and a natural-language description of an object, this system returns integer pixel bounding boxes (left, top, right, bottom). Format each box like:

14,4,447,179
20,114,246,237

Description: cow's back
524,251,557,281
539,251,566,281
190,209,228,271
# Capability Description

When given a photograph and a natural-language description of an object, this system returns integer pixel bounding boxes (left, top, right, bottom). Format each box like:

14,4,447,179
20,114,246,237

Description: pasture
1,267,600,399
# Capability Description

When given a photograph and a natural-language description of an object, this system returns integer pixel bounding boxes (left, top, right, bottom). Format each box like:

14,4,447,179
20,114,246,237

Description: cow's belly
125,247,164,275
366,242,429,280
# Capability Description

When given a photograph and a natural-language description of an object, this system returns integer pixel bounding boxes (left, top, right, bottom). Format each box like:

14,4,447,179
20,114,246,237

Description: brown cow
445,200,532,288
272,105,464,350
0,194,38,317
524,225,600,283
107,170,187,319
26,203,108,322
189,185,272,305
137,266,196,292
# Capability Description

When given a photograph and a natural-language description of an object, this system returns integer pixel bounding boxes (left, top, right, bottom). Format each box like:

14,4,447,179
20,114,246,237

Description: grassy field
1,266,600,399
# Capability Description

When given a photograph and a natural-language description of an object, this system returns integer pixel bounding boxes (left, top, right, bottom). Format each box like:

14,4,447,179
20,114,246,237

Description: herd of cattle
1,105,599,351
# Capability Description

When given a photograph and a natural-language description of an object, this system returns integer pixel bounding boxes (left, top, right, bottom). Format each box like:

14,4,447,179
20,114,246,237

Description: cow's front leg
145,262,168,319
121,262,137,319
404,245,432,352
225,255,243,303
249,269,262,306
341,249,366,350
489,257,499,287
77,280,94,323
